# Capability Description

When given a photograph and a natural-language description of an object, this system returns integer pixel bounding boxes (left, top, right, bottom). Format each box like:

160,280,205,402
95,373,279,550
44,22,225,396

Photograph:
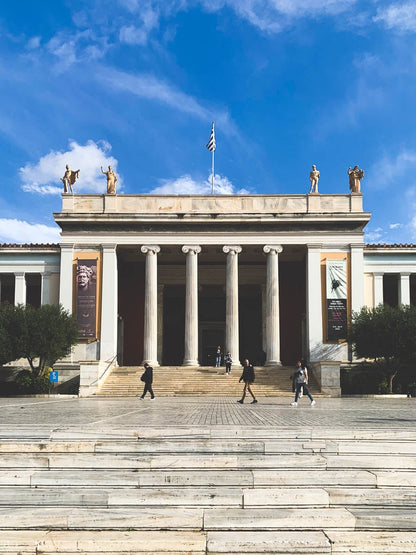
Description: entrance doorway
200,325,225,366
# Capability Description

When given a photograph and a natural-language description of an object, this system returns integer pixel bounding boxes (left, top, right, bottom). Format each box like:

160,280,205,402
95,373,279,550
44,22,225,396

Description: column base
265,360,282,367
182,359,199,366
142,360,159,367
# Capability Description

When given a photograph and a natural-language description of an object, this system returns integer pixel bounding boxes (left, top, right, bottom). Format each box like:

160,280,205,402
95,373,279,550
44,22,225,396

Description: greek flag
206,122,216,152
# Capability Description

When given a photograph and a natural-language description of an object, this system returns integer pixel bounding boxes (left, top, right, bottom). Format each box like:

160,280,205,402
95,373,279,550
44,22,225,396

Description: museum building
1,191,416,395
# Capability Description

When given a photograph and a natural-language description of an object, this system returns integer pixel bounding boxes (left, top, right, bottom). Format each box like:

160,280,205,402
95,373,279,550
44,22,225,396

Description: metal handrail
89,354,118,386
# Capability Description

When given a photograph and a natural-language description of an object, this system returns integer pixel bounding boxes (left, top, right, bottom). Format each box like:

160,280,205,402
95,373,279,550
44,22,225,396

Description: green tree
0,303,24,366
349,304,416,393
0,304,78,377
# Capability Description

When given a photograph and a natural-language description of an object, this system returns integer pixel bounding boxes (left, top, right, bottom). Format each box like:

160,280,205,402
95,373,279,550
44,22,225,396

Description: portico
53,192,370,371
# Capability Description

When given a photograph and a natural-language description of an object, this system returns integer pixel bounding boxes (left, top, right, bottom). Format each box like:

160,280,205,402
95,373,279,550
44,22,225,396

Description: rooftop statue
309,165,320,194
101,165,117,194
348,165,364,193
61,164,80,194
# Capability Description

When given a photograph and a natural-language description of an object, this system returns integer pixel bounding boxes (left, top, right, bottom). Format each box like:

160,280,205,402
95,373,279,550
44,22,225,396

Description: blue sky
1,0,416,244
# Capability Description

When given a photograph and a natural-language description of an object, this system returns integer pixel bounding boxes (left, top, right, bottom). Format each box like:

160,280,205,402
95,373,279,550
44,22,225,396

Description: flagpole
211,148,215,195
206,121,216,195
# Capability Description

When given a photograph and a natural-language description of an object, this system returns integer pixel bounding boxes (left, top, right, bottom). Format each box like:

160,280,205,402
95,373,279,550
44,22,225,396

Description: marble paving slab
206,531,331,553
0,530,206,552
203,507,356,530
327,530,416,553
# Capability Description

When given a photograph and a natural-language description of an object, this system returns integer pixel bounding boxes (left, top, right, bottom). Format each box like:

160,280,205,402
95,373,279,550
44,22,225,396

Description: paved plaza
0,396,416,554
0,395,414,434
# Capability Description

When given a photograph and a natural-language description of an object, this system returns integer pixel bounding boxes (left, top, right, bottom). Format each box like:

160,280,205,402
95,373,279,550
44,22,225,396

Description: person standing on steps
237,358,257,404
215,345,222,368
224,352,232,374
139,363,155,400
291,360,315,407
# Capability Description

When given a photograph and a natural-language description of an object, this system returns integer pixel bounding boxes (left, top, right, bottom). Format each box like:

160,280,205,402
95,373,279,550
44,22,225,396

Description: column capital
400,272,411,277
373,272,385,277
182,245,201,255
102,244,117,253
263,245,283,255
60,243,74,252
350,243,365,250
223,245,242,255
14,272,25,278
141,245,161,256
306,243,323,251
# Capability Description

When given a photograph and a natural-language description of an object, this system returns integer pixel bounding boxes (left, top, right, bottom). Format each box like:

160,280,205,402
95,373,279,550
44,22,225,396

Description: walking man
291,360,315,407
237,358,257,404
139,362,155,400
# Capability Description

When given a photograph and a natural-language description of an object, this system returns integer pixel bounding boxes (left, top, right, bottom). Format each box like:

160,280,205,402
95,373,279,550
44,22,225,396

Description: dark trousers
294,383,313,402
141,383,154,398
241,382,256,401
225,362,231,373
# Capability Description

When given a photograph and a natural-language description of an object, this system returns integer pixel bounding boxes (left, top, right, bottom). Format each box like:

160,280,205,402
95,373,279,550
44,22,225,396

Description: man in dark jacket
139,363,155,400
237,358,257,404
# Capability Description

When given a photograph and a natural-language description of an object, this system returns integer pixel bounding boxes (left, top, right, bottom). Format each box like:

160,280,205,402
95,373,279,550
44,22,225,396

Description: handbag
140,373,146,382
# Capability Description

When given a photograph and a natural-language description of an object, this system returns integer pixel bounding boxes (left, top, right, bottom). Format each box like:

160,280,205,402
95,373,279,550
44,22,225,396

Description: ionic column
41,272,51,305
223,245,242,366
157,284,164,365
59,244,74,313
141,245,160,367
101,245,118,362
263,245,283,366
14,272,26,306
182,245,201,366
0,276,2,304
399,273,411,306
373,272,384,306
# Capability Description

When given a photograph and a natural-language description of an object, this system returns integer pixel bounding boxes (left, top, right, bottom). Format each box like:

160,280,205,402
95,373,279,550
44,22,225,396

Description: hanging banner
326,259,347,340
76,259,97,338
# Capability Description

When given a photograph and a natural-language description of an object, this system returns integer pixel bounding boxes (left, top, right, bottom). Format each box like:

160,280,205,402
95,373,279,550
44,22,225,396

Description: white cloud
119,4,160,44
117,0,359,40
45,29,108,70
149,172,248,194
98,67,238,135
374,2,416,33
364,227,385,243
366,149,416,190
100,68,210,119
19,140,121,195
389,223,402,229
26,36,41,50
119,25,148,45
201,0,358,32
0,219,60,244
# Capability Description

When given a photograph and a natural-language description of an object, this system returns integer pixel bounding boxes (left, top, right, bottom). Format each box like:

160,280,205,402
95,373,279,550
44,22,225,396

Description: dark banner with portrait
76,259,97,339
326,259,348,340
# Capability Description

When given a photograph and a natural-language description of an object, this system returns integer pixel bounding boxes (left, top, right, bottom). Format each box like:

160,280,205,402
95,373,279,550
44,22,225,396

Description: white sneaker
290,402,297,407
311,400,316,406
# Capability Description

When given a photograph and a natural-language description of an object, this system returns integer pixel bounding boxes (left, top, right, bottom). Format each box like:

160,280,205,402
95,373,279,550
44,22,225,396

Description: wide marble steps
96,365,314,397
0,427,415,553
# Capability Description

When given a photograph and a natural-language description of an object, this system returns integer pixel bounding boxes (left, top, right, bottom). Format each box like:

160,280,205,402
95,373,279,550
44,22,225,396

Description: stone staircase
96,365,316,397
0,425,415,553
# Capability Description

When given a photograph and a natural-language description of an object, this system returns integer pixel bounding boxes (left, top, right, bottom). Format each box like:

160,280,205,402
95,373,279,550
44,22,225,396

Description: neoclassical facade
1,192,416,393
